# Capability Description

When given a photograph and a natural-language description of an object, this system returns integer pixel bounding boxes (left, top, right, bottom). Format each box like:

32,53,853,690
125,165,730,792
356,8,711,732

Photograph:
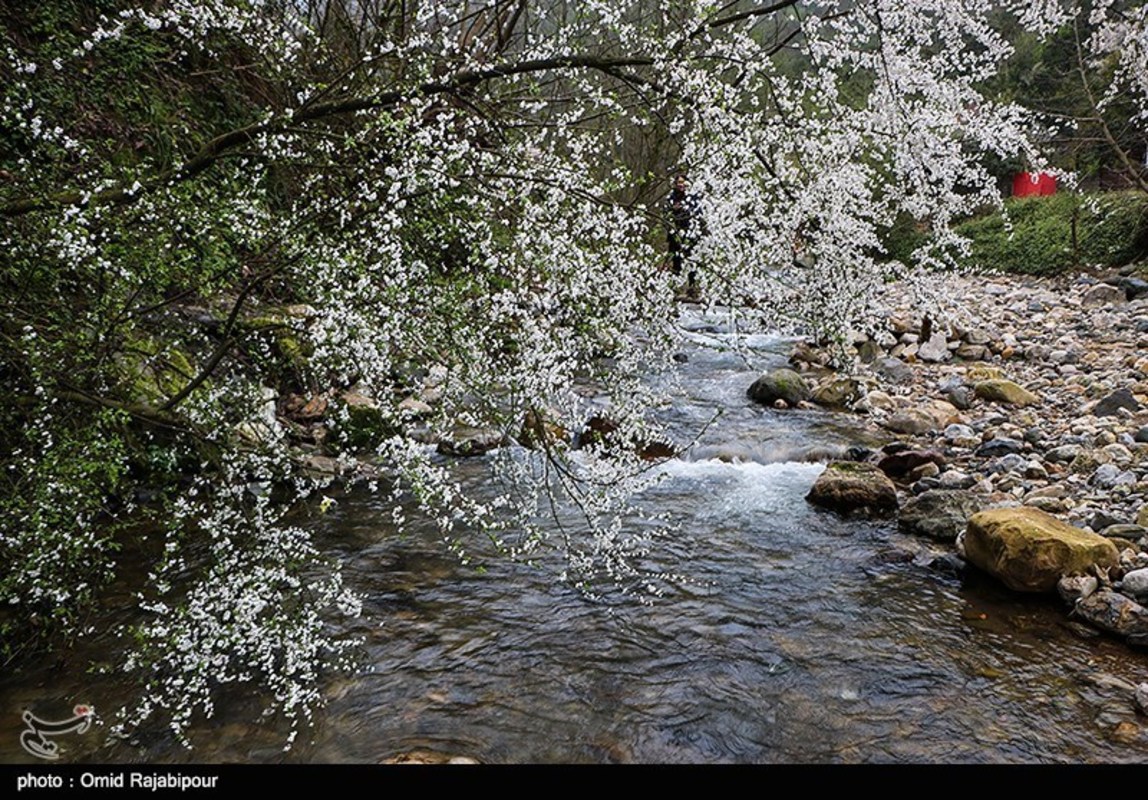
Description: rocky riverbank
769,267,1148,683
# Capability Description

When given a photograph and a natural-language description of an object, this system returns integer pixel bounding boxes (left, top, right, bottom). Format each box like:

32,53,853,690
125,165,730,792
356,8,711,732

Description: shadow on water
3,308,1148,763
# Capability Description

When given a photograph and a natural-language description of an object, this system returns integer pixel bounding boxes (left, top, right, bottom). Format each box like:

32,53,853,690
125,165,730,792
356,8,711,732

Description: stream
3,310,1148,763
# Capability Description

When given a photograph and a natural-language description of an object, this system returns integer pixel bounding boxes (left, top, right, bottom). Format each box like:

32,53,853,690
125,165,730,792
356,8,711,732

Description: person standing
665,172,700,297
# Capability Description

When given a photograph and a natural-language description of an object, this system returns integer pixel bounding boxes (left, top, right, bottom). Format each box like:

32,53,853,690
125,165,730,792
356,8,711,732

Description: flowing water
4,311,1148,763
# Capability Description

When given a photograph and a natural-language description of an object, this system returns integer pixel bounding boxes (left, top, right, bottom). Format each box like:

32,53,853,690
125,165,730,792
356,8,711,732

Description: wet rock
899,489,988,542
1106,275,1148,300
929,553,969,575
748,368,811,407
806,461,899,516
1093,388,1141,417
963,507,1121,592
975,438,1024,458
844,445,874,462
1134,426,1148,444
878,449,945,480
381,751,481,765
1073,590,1148,641
1137,684,1148,716
1057,574,1100,604
974,379,1040,407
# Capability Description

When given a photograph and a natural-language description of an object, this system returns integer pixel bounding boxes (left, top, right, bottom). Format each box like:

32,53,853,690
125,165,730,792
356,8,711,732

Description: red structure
1012,171,1057,197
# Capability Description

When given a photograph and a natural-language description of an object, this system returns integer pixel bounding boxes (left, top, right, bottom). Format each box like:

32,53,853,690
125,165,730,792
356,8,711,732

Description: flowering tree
0,0,1128,747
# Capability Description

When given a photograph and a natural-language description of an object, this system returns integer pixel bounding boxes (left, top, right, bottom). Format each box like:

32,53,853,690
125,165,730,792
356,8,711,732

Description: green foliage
955,192,1148,275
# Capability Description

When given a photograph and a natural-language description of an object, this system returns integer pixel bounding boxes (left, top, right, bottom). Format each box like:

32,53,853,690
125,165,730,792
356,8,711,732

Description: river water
3,311,1148,763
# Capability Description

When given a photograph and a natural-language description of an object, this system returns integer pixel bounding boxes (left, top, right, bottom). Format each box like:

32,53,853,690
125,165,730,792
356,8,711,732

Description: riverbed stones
899,489,987,542
963,507,1120,592
747,368,811,407
806,461,899,516
974,379,1040,407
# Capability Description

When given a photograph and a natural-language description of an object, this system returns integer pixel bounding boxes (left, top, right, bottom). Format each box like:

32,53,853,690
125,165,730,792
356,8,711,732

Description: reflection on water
2,310,1147,763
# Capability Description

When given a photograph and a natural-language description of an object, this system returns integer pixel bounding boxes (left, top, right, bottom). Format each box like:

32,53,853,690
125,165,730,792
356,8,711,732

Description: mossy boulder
329,391,397,452
974,379,1040,407
963,507,1120,593
806,461,898,516
747,368,811,407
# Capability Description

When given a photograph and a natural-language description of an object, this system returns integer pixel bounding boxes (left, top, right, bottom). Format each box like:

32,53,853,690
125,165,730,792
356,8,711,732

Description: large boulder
963,507,1120,592
974,379,1040,407
806,461,898,516
899,490,989,542
747,368,811,407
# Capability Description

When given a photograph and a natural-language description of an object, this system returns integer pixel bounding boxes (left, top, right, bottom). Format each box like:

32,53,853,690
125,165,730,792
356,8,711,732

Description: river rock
918,332,951,362
943,384,975,410
939,469,976,490
975,438,1024,458
806,461,899,516
974,379,1040,407
1046,444,1083,463
883,409,937,435
1120,568,1148,598
1137,684,1148,715
963,507,1120,592
1093,388,1141,417
873,357,913,384
747,368,811,406
1082,283,1127,306
878,449,945,480
437,427,507,457
899,489,987,542
1072,591,1148,643
1107,275,1148,300
812,377,865,408
1057,574,1100,604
